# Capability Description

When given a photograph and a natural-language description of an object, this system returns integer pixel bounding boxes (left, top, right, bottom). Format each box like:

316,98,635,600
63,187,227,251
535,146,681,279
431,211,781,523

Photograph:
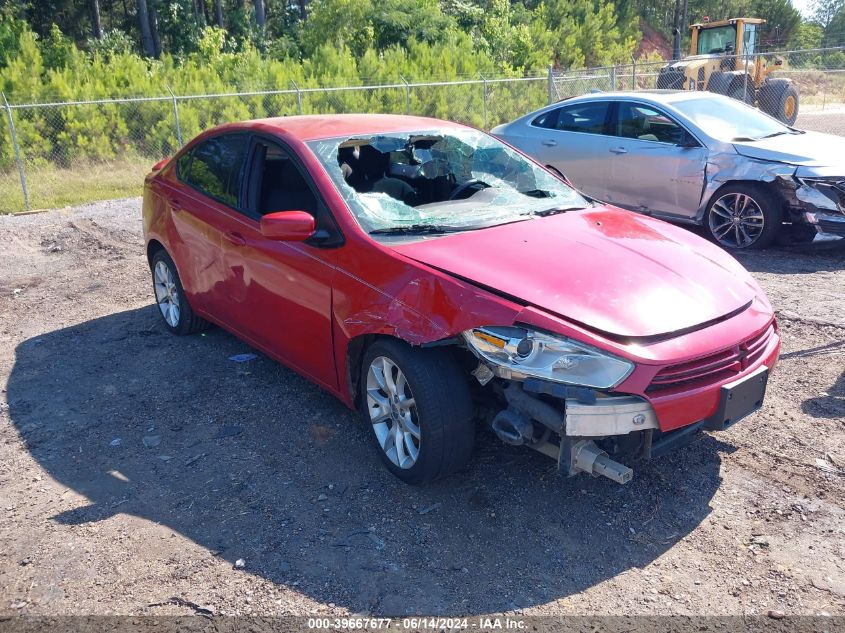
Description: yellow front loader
657,18,799,125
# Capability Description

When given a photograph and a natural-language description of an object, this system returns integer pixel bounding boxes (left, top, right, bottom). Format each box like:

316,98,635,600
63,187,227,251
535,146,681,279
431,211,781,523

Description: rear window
555,102,610,134
181,134,248,207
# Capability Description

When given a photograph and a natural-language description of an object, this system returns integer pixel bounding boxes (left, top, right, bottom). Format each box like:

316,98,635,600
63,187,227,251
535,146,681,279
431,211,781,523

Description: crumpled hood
733,131,845,168
391,208,760,340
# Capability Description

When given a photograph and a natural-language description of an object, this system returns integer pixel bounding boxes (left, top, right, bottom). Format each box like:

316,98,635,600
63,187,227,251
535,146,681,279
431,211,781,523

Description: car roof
559,90,725,105
209,114,467,142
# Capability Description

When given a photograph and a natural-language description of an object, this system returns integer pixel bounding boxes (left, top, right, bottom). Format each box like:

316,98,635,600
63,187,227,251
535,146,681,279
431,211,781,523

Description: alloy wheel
153,260,181,328
708,193,765,248
366,356,420,469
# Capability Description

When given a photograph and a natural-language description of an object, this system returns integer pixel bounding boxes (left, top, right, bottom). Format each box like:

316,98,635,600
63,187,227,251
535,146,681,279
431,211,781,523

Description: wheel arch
345,333,381,409
705,179,789,214
146,238,166,266
344,332,472,410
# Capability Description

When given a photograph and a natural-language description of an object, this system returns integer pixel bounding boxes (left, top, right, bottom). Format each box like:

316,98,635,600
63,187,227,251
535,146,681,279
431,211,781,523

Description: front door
223,137,340,390
605,101,707,219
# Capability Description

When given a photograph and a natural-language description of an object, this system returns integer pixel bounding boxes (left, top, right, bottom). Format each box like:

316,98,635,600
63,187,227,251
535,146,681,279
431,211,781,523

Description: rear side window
554,102,610,134
176,151,192,180
182,134,248,207
531,110,559,129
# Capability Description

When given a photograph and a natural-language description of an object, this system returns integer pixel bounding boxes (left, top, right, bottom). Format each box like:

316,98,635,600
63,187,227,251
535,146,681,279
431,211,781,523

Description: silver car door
502,102,616,202
605,101,707,219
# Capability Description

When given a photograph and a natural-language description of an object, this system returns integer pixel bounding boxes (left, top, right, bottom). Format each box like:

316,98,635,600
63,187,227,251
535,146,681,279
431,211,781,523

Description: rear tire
759,79,799,125
705,183,782,250
729,80,756,105
150,249,209,335
360,339,474,484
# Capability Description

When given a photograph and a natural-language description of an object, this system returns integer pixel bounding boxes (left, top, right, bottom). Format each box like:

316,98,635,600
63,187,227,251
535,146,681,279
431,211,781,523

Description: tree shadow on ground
7,306,731,614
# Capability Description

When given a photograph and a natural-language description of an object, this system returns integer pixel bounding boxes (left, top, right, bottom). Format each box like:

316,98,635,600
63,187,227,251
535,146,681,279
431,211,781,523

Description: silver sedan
492,91,845,249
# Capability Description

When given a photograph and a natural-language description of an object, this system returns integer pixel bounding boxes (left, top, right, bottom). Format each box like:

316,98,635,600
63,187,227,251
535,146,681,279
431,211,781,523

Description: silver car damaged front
494,92,845,236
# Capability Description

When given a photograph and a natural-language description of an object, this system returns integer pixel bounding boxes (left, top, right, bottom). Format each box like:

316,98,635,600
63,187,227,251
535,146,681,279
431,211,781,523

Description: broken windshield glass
307,127,587,236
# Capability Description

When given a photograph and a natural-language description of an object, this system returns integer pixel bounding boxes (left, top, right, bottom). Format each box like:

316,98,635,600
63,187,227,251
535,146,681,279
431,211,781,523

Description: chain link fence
2,46,844,213
551,46,845,137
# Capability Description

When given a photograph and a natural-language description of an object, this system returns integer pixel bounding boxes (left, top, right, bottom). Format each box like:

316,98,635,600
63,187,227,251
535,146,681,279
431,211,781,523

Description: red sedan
142,114,780,485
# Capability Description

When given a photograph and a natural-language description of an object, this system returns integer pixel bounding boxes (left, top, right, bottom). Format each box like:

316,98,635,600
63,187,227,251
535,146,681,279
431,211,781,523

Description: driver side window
245,138,342,245
248,141,318,217
615,103,685,145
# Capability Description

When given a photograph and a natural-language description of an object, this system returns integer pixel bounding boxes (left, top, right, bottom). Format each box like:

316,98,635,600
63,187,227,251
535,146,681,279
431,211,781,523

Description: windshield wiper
735,129,799,142
530,205,585,217
369,224,479,236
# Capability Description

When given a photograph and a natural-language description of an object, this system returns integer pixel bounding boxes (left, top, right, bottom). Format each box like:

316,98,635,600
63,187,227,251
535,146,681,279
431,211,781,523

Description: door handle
542,139,558,147
610,147,628,154
168,197,183,210
224,231,246,246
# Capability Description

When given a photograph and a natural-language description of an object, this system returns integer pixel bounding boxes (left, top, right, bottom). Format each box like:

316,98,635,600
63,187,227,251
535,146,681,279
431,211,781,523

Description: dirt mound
638,20,671,59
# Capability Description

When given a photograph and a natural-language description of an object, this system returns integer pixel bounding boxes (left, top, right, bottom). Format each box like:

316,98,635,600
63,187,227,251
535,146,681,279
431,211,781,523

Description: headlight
462,326,634,389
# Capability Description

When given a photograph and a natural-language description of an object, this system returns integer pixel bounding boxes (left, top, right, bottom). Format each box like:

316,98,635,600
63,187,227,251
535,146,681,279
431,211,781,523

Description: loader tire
760,79,799,125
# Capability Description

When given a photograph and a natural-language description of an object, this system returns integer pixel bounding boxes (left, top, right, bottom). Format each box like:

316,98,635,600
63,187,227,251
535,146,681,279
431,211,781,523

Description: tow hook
567,439,633,485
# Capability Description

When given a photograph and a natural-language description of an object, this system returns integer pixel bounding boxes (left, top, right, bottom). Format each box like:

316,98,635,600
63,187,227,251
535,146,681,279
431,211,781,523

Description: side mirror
260,210,315,241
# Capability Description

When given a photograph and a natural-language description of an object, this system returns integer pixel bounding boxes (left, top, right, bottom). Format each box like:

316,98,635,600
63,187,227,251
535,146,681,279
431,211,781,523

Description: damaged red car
142,114,780,485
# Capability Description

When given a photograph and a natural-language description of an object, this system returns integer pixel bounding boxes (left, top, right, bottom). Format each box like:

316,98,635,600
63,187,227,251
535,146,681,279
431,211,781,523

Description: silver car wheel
708,193,765,248
153,260,181,328
366,356,420,469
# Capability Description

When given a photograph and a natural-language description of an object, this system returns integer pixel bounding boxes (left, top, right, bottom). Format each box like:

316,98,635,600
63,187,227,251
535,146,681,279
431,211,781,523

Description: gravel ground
0,198,843,618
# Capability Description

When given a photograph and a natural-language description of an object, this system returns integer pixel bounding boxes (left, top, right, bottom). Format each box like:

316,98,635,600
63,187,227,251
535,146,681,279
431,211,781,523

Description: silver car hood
732,131,845,168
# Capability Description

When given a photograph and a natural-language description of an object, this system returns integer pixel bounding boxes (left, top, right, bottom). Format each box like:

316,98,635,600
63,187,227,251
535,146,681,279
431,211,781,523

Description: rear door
507,101,616,201
605,101,707,219
167,133,250,321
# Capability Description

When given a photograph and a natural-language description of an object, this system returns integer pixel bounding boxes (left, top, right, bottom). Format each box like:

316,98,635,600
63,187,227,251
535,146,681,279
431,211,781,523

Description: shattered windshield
306,128,587,236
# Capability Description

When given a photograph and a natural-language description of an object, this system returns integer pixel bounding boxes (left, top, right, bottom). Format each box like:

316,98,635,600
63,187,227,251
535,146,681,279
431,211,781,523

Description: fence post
630,55,636,90
480,74,489,129
742,54,750,102
547,65,555,104
167,88,183,147
400,75,411,115
610,65,617,91
291,80,303,115
2,93,29,212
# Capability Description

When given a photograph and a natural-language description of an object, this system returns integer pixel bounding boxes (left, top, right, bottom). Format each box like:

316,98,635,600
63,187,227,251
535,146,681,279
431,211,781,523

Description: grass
0,159,152,214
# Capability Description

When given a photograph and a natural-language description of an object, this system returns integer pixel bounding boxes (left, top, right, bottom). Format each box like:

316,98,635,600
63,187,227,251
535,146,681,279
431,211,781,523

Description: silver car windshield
672,97,794,142
307,128,587,235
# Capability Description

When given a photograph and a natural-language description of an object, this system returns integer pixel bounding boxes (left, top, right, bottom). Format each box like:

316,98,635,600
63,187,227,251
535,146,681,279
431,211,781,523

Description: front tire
705,184,782,250
150,249,209,335
360,339,474,484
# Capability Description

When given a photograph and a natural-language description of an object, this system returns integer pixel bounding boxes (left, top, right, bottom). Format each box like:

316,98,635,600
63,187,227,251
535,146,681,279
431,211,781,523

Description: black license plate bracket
705,366,769,431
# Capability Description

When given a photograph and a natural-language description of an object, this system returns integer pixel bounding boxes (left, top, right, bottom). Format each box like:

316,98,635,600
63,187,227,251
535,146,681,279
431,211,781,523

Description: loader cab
690,18,763,70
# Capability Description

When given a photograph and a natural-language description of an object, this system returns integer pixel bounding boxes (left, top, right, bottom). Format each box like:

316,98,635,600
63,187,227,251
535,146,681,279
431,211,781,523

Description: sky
791,0,813,18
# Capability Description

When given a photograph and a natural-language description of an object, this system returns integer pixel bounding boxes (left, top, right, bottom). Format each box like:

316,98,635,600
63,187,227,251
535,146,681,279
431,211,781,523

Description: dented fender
698,151,797,219
330,239,523,406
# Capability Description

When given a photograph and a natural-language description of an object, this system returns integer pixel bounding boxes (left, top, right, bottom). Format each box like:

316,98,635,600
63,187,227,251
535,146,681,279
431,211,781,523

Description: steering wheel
448,179,490,200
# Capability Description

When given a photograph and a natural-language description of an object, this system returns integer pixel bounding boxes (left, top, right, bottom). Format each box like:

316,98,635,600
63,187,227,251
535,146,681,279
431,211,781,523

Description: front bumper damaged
787,169,845,236
702,154,845,237
485,362,771,485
